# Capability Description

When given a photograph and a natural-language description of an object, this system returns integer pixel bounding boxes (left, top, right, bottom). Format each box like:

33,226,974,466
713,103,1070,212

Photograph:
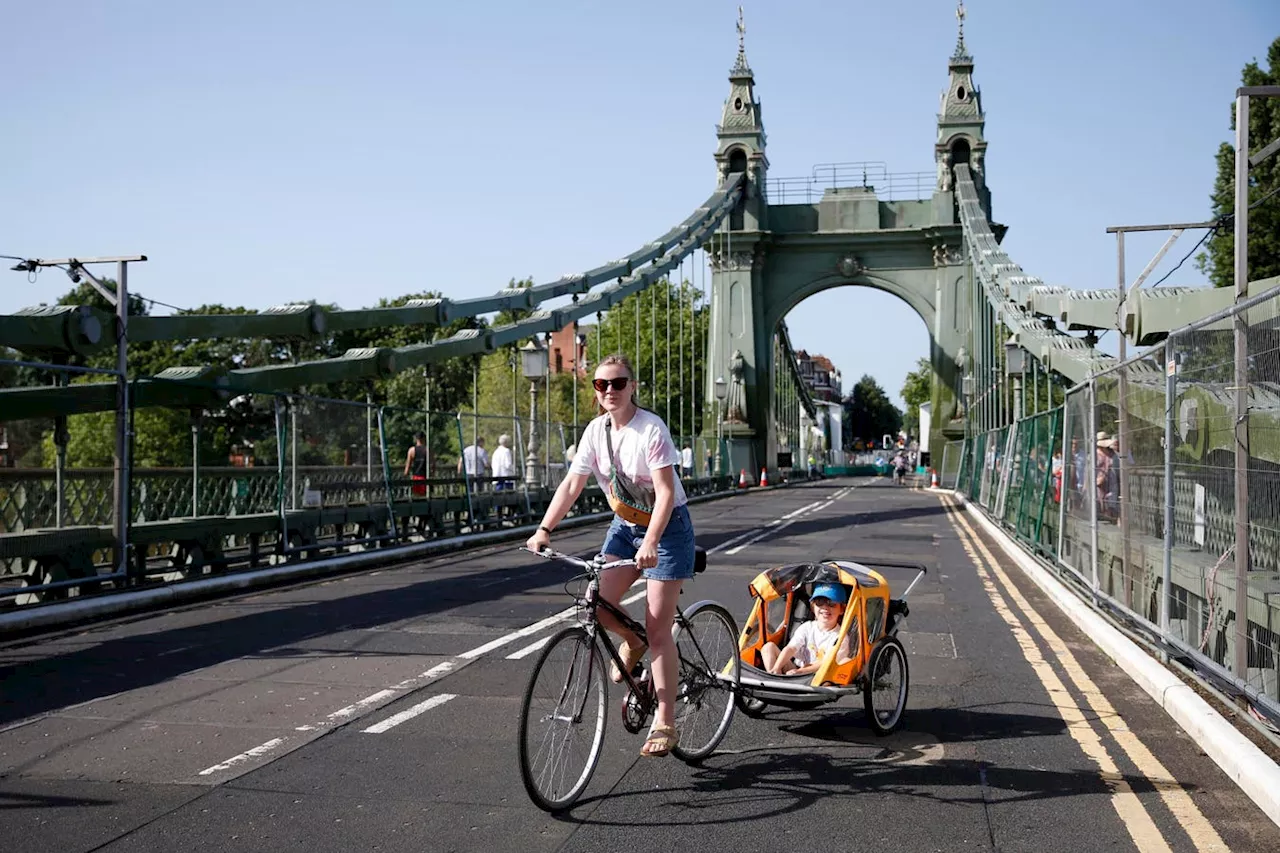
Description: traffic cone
759,468,769,487
930,468,939,489
738,469,749,488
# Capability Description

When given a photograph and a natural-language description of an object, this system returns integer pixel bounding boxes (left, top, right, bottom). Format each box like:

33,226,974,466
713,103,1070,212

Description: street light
573,330,588,439
714,375,728,477
521,338,548,487
962,375,975,439
1005,337,1025,422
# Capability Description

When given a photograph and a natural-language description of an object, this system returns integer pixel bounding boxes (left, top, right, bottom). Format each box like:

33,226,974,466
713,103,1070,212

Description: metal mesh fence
938,440,963,489
960,285,1280,721
1059,383,1093,585
0,363,127,533
0,361,128,602
1168,319,1244,676
1091,352,1167,623
0,351,748,607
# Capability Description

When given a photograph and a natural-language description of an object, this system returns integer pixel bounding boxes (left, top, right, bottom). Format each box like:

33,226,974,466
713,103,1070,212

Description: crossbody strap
604,420,650,507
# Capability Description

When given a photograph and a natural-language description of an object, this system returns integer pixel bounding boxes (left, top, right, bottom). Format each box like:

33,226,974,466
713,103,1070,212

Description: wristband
538,525,553,535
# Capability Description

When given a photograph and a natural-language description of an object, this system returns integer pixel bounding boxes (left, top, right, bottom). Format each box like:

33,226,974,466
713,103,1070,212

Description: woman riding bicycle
526,353,695,758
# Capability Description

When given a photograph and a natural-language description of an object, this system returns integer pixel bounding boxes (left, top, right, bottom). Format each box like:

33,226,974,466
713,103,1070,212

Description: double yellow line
938,495,1227,853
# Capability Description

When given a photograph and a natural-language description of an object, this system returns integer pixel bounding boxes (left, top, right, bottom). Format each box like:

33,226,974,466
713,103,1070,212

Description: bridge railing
0,367,744,609
766,163,935,205
960,281,1280,727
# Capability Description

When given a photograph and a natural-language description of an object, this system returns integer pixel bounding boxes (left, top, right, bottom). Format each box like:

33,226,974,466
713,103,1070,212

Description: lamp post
544,331,553,475
521,338,548,487
714,375,727,477
962,375,974,440
1004,337,1025,423
574,331,587,442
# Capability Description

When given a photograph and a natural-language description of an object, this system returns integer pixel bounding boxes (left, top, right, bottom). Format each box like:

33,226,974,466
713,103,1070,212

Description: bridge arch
705,231,970,475
762,272,935,341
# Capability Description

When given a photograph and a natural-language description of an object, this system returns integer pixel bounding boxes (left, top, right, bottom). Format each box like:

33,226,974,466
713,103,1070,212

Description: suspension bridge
2,8,1280,850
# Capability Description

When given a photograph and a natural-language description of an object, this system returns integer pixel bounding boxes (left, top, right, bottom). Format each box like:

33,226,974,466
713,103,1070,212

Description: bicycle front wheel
518,627,608,811
670,601,740,763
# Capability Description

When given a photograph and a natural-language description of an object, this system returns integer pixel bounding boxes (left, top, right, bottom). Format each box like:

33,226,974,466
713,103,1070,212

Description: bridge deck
0,479,1274,852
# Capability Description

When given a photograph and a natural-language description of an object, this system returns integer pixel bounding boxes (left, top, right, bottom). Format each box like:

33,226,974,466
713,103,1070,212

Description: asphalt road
1,479,1276,852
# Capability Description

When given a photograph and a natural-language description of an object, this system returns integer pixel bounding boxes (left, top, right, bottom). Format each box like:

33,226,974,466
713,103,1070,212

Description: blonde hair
595,353,634,377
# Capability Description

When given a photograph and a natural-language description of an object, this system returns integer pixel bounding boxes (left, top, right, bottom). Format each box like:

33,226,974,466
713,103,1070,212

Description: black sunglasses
592,377,630,393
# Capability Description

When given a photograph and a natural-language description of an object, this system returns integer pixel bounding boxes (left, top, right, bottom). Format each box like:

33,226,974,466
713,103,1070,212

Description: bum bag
604,420,656,527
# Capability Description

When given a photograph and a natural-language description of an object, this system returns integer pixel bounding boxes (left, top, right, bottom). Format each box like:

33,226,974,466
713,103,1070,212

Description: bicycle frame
526,548,729,723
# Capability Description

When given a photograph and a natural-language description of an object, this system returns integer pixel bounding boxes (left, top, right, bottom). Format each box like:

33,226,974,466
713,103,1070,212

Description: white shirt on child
570,409,687,507
789,620,848,666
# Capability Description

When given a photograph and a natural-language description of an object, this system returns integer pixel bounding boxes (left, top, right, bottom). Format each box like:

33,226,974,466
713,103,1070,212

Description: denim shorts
601,504,696,581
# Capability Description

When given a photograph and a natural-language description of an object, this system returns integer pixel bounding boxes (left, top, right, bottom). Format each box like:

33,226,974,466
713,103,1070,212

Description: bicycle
516,547,741,812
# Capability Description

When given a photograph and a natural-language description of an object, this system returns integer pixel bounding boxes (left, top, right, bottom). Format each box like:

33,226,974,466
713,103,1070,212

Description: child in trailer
760,583,856,676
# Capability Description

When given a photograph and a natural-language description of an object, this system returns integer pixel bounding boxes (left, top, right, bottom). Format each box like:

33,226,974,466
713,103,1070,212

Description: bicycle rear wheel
670,601,740,762
518,627,608,811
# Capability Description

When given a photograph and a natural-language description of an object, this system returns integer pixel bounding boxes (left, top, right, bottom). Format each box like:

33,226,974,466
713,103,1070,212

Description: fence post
457,414,475,530
1232,90,1252,681
290,398,299,511
514,418,533,521
1058,400,1070,562
114,266,132,581
274,396,289,556
191,412,199,518
54,414,67,528
366,390,374,486
1162,337,1176,639
376,405,398,542
1032,410,1059,551
1088,377,1100,594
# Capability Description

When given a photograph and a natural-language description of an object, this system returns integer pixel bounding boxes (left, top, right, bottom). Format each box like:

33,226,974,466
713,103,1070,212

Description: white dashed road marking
362,694,458,734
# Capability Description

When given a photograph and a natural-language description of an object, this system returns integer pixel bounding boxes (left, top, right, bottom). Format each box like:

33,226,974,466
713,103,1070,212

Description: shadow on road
555,706,1189,827
0,554,579,726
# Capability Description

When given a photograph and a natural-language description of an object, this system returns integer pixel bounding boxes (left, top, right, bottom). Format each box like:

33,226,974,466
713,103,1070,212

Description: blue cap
810,583,848,605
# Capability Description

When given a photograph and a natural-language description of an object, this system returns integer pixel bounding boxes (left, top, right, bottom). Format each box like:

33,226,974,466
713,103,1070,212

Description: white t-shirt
462,444,489,476
570,409,687,507
788,620,849,666
680,446,694,469
491,445,514,478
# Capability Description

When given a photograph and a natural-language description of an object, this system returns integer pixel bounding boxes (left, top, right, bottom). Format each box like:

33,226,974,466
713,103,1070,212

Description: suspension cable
679,251,685,441
651,272,657,405
666,262,671,425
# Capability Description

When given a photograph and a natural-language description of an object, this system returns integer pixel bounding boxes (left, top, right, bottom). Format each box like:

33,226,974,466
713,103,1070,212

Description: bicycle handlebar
522,547,637,573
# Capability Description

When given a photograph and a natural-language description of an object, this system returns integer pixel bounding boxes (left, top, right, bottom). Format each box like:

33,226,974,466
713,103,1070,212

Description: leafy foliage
1198,37,1280,288
843,374,903,448
576,278,709,442
900,357,932,436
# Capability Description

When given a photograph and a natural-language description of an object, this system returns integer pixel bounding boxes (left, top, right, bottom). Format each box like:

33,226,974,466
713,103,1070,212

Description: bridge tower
706,10,770,476
934,2,991,220
705,9,983,473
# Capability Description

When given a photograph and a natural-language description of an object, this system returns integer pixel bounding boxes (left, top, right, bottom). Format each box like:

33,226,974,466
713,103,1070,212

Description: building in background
547,323,592,375
794,350,842,402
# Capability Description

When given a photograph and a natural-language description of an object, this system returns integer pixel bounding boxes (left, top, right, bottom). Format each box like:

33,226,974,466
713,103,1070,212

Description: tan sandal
611,639,647,684
641,724,679,758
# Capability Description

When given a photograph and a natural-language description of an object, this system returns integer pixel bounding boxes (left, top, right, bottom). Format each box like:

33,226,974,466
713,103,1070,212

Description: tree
900,357,932,437
1198,36,1280,289
581,278,708,443
843,375,902,446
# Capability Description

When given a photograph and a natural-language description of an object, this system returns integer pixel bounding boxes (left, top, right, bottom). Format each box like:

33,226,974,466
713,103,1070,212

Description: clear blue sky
3,1,1277,409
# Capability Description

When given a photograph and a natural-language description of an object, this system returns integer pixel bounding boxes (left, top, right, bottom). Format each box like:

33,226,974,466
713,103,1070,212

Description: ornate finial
954,1,967,56
734,6,748,69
